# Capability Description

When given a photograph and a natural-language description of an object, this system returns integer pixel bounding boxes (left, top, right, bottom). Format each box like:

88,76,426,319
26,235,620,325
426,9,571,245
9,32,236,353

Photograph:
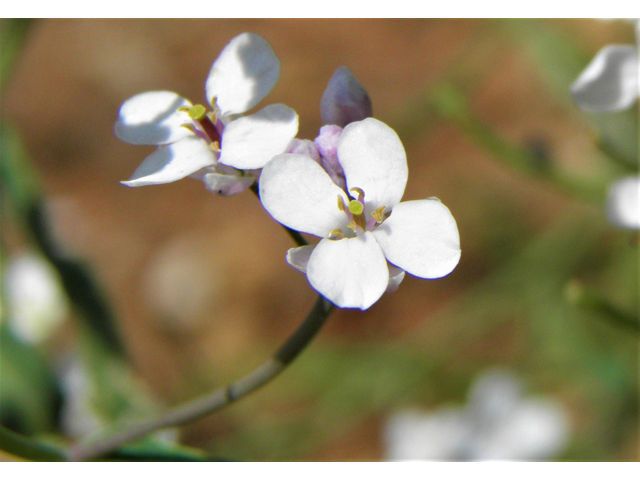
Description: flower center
331,187,389,239
179,103,223,149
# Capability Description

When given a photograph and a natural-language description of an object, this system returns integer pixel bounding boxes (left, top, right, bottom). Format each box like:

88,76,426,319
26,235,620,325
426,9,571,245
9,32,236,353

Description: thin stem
68,296,334,461
0,425,66,462
250,182,308,247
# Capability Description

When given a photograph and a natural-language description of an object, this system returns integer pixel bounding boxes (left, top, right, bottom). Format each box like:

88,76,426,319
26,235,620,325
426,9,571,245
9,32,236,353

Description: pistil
181,104,222,146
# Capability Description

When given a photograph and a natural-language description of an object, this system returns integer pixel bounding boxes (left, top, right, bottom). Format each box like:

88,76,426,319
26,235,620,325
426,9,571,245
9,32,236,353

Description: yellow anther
208,141,221,152
337,195,347,212
329,229,345,240
347,220,360,233
177,106,191,113
350,187,365,199
348,199,364,216
188,104,207,120
180,123,197,134
371,205,387,224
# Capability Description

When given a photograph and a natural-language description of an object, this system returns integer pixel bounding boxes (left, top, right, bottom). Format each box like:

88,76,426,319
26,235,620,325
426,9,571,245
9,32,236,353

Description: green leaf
0,326,62,435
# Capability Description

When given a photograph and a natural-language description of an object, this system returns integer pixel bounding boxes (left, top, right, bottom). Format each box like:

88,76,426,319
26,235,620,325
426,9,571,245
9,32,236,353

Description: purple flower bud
320,66,373,128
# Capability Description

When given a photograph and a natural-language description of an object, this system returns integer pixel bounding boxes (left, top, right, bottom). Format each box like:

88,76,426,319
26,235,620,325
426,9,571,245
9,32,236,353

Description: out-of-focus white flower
383,368,571,461
571,21,639,112
2,251,68,344
58,358,104,439
606,176,640,229
115,33,298,195
58,357,179,444
260,117,460,310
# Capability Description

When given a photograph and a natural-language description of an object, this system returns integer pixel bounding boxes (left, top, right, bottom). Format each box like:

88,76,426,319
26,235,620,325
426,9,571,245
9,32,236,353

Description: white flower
383,369,571,461
606,176,640,229
115,33,299,195
1,251,68,345
259,117,461,310
571,22,639,112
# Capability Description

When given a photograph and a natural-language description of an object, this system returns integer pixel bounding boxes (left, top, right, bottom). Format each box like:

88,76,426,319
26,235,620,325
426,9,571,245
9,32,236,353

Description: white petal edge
286,245,316,273
122,136,216,187
306,232,388,310
571,45,639,112
218,104,299,169
114,91,193,145
373,198,461,279
386,264,405,293
259,153,350,237
205,33,280,117
606,176,640,230
338,118,408,213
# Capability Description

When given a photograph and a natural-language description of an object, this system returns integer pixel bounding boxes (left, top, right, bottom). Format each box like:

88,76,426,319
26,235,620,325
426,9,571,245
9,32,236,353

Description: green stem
67,296,334,461
0,425,66,461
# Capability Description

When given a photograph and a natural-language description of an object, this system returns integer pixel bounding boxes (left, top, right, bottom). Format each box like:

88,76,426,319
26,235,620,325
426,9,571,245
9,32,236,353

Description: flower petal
373,198,460,279
337,118,408,212
218,104,299,169
287,139,321,163
114,91,193,145
201,172,255,197
259,153,349,237
121,136,216,187
606,176,640,229
307,232,389,309
386,264,405,293
286,245,316,273
205,33,280,117
571,45,639,112
320,66,373,128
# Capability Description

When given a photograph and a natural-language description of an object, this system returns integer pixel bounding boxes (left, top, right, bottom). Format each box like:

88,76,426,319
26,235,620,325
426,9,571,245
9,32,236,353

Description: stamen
347,220,359,234
371,205,387,224
348,199,364,216
337,195,347,212
329,229,345,240
191,107,222,146
350,187,365,202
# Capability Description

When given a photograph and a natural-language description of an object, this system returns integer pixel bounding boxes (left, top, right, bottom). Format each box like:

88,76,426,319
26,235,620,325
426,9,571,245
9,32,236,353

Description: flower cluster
383,368,571,461
116,33,461,309
571,20,639,231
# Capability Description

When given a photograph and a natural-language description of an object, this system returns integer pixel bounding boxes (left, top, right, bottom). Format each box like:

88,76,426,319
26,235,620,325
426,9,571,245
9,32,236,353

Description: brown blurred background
1,19,637,460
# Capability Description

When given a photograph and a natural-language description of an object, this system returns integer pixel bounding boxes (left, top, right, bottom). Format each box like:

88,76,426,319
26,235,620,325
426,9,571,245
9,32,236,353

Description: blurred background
0,19,637,461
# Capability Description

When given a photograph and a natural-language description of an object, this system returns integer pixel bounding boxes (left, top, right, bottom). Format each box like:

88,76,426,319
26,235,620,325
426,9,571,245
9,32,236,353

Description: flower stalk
68,295,333,461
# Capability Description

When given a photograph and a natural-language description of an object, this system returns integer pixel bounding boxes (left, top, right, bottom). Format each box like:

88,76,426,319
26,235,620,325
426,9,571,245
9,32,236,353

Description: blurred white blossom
383,368,571,461
58,358,105,439
115,32,298,195
606,176,640,229
58,357,178,445
2,251,68,344
571,21,639,112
